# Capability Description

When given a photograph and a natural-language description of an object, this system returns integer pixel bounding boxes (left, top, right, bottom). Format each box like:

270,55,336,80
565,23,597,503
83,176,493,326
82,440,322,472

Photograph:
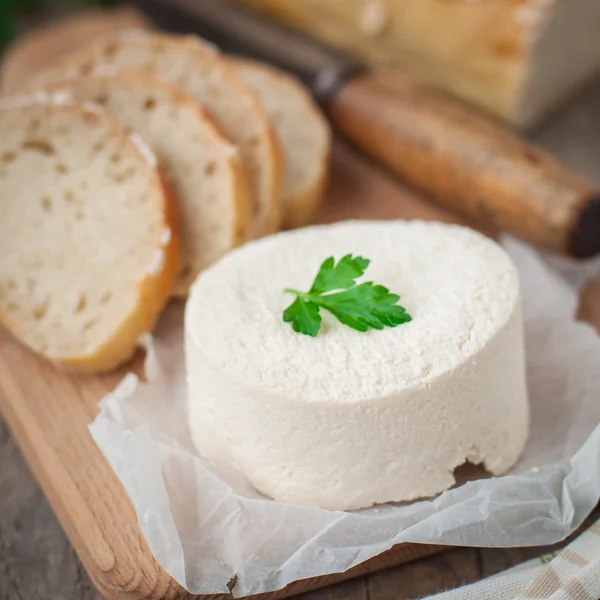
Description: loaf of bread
33,30,283,236
43,71,253,296
0,97,180,372
232,58,331,229
235,0,600,128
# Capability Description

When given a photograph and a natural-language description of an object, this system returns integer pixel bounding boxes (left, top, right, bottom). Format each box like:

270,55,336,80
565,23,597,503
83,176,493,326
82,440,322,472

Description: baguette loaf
0,98,180,372
33,31,283,237
232,58,331,229
44,71,253,296
235,0,600,128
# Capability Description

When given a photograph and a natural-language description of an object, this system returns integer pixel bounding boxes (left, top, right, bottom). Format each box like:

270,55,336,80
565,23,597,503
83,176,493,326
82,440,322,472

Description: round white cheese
185,220,529,510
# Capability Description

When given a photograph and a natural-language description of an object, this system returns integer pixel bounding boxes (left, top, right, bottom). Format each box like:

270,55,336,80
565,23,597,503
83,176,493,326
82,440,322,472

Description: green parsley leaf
283,255,412,336
309,254,370,294
282,296,321,337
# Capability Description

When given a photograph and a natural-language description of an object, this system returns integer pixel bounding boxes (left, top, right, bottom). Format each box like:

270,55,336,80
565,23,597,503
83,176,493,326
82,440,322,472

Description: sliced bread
0,7,151,96
44,71,253,296
0,98,180,372
33,31,283,237
232,58,332,229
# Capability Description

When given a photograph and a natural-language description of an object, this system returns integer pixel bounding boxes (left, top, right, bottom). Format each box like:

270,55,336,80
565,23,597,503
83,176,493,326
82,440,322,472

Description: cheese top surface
186,220,519,403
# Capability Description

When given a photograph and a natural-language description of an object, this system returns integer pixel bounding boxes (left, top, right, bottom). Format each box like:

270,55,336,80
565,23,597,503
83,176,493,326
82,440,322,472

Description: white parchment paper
90,237,600,597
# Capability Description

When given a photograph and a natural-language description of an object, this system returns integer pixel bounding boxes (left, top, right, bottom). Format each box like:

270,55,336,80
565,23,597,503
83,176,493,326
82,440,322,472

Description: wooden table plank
0,416,102,600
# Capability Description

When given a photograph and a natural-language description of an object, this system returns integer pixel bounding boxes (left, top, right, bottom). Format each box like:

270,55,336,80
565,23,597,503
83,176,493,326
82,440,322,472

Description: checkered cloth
427,519,600,600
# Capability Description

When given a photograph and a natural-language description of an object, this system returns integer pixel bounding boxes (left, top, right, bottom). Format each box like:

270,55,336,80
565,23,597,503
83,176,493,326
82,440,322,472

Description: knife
129,0,600,258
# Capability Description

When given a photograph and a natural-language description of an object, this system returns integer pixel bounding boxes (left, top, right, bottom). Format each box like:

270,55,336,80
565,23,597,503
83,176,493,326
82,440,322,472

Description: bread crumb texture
0,102,178,370
42,71,251,296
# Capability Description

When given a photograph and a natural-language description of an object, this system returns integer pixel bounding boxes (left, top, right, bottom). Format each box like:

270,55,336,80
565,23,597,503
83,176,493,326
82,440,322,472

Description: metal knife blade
128,0,363,101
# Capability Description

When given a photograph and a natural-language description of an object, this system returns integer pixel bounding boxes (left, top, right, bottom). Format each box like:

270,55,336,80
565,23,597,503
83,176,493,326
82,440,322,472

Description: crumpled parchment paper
89,237,600,597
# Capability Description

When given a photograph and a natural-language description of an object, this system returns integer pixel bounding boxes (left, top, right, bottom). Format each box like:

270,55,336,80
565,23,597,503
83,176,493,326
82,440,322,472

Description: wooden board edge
0,338,192,600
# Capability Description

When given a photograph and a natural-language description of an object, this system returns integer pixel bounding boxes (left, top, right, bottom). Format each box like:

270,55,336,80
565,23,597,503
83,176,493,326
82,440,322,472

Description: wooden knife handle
327,73,600,258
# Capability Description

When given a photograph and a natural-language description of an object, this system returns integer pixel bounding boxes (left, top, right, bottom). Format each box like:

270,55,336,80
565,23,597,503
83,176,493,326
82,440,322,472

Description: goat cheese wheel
185,220,529,510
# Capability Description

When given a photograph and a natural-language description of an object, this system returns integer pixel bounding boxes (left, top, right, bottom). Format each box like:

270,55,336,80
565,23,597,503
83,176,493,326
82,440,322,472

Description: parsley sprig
283,254,412,337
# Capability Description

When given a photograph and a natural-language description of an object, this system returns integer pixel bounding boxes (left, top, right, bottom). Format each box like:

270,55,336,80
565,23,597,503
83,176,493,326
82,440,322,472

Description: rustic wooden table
1,62,600,600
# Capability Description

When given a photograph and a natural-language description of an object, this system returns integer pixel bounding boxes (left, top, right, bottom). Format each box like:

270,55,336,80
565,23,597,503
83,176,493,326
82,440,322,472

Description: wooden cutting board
0,9,598,600
0,141,457,600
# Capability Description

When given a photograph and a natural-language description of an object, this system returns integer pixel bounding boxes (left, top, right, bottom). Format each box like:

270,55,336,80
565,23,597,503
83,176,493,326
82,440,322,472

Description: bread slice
0,97,180,373
232,58,332,228
0,7,152,96
32,31,283,237
44,71,253,296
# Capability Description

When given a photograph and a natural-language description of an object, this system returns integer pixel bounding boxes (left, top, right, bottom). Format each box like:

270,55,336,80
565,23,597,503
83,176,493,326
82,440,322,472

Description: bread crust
234,0,600,128
284,161,330,229
233,58,331,228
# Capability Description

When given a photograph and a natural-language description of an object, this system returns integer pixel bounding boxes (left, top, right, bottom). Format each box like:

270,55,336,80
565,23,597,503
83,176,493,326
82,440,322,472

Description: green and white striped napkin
427,519,600,600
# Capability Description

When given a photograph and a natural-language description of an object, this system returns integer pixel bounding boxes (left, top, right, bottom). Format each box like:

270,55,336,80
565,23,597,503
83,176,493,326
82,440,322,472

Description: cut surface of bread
44,71,253,296
34,30,283,237
0,99,180,372
232,58,332,229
